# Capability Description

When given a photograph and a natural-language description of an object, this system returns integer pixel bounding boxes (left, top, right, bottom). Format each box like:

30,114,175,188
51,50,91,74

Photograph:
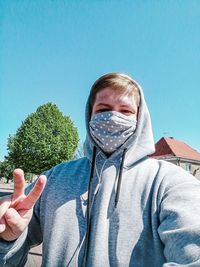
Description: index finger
13,169,26,199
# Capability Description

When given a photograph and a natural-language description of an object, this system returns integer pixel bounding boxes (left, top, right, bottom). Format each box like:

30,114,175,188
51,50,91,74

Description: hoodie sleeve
0,195,41,266
157,166,200,266
0,168,53,266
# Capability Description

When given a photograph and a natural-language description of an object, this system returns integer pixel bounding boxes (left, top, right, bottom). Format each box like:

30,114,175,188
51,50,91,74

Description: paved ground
0,182,42,267
25,244,42,267
0,183,14,196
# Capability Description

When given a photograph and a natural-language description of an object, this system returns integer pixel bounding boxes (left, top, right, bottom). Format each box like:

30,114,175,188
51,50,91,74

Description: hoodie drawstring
82,147,127,266
82,146,97,267
115,148,127,208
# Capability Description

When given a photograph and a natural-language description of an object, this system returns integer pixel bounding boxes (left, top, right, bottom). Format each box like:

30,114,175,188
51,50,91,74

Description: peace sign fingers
16,175,47,211
0,170,47,241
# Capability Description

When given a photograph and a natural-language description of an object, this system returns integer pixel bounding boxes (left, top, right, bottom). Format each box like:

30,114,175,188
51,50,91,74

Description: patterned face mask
89,111,137,153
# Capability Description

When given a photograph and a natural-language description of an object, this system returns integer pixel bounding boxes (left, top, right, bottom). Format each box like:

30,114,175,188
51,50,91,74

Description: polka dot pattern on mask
89,111,137,153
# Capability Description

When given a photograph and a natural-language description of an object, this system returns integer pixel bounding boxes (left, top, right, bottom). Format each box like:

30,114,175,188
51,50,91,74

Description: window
185,162,192,173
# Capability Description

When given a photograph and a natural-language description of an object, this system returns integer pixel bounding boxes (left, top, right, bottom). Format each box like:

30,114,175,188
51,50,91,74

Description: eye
96,108,110,113
121,110,134,115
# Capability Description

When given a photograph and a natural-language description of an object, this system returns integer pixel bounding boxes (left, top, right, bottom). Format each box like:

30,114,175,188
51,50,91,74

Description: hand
0,169,46,241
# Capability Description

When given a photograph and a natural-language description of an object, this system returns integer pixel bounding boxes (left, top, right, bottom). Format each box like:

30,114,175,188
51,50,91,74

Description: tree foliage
0,159,14,180
7,103,79,174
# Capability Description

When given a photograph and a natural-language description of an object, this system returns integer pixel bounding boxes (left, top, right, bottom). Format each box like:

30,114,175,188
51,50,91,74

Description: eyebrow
95,103,112,108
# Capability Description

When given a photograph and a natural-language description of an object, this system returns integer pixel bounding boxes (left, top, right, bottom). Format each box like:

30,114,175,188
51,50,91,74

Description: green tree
7,103,79,174
0,159,14,182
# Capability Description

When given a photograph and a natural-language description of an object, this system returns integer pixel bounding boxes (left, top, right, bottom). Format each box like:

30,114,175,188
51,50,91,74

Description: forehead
94,87,137,107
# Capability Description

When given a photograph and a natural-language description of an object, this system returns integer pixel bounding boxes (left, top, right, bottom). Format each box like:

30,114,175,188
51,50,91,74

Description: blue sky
0,1,200,161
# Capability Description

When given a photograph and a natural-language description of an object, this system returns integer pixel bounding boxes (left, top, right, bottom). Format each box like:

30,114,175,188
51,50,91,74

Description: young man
1,73,200,266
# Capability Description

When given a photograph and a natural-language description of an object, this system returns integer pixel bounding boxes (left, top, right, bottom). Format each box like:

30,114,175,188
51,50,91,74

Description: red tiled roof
150,137,200,161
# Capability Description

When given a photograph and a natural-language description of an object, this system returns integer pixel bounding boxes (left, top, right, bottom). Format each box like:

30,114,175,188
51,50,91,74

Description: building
150,137,200,180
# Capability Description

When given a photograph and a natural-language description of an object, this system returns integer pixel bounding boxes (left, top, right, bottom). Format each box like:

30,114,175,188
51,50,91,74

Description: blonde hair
89,73,140,108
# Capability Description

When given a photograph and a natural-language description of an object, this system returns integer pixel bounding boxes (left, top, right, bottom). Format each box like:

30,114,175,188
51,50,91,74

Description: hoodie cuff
0,227,28,254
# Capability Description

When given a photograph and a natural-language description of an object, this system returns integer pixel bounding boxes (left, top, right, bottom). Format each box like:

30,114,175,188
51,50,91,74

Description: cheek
129,114,137,120
91,106,96,116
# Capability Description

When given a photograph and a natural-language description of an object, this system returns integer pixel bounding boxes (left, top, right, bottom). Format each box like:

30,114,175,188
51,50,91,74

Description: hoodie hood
83,78,155,168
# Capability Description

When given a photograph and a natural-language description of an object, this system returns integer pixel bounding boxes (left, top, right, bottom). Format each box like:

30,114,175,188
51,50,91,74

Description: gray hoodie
1,82,200,267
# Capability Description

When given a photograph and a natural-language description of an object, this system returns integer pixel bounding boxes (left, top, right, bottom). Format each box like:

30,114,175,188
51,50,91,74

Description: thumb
0,217,6,233
0,195,12,219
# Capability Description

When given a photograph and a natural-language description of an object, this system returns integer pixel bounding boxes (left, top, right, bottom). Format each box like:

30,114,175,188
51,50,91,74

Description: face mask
89,111,137,153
